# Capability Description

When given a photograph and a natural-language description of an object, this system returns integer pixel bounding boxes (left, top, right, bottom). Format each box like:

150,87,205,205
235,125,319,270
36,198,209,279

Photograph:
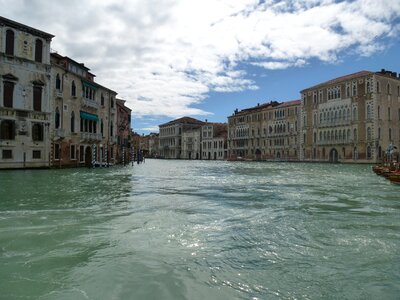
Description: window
388,107,391,121
55,107,60,129
101,119,104,136
110,123,113,136
70,111,75,133
367,146,371,159
56,74,61,90
80,145,84,162
366,104,371,119
54,144,60,160
387,83,391,95
34,39,43,63
33,86,42,111
32,150,41,159
3,81,14,108
5,30,14,56
71,81,76,97
353,107,357,120
367,127,371,140
111,97,114,108
70,144,76,160
2,149,12,159
376,81,380,93
101,93,104,106
389,128,392,140
32,123,43,141
0,120,15,140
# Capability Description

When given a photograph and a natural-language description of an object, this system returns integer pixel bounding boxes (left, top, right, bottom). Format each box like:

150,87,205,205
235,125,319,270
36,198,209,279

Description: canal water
0,160,399,299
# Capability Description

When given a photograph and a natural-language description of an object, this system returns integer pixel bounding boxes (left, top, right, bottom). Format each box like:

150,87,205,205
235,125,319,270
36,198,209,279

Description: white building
0,17,54,168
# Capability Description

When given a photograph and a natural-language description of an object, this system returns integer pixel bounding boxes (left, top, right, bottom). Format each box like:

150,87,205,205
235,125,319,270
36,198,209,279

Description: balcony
82,98,99,109
80,132,102,142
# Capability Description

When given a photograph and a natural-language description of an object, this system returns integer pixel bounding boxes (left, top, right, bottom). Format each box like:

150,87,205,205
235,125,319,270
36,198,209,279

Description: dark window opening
54,144,60,160
71,81,76,97
33,86,42,111
0,120,15,140
34,39,43,63
5,30,14,56
56,74,61,90
55,107,60,129
71,111,75,133
32,123,44,141
32,150,41,159
3,81,14,108
2,149,12,159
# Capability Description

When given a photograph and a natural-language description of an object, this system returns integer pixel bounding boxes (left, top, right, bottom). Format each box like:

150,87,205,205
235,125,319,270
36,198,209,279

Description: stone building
228,101,301,161
0,16,54,168
182,128,201,159
201,122,227,160
158,117,204,159
300,70,400,163
116,98,132,165
50,53,118,167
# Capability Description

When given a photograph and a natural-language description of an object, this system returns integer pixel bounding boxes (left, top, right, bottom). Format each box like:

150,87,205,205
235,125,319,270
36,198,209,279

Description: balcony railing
54,128,66,138
80,132,102,141
82,98,99,109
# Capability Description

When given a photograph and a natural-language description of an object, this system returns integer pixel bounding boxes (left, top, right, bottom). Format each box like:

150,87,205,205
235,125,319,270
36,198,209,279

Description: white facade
0,17,54,168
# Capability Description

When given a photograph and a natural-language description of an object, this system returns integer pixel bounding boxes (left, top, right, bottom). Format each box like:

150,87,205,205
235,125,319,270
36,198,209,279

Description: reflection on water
0,160,399,299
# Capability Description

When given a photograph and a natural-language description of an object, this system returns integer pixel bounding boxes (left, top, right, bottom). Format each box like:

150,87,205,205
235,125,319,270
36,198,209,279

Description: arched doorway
208,152,211,160
188,152,192,160
255,149,261,160
329,148,338,163
85,146,92,167
276,152,281,159
214,152,217,160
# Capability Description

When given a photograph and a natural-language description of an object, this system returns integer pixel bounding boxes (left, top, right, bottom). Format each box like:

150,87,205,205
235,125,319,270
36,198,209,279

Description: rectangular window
3,81,14,108
70,144,76,160
2,149,12,159
32,150,41,159
54,144,60,160
33,86,42,111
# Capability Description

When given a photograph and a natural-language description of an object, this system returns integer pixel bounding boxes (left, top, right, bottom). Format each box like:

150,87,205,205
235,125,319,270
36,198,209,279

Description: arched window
56,74,61,90
353,147,358,160
5,30,14,56
34,39,43,63
101,93,104,106
32,123,43,141
347,129,351,141
70,111,75,133
101,119,104,136
367,127,371,140
0,120,15,140
353,128,357,141
71,81,76,97
367,146,372,159
55,107,60,129
353,107,357,120
110,123,113,136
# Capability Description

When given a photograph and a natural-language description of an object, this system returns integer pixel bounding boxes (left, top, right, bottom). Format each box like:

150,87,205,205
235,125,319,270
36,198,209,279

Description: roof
275,100,301,108
0,16,54,39
301,70,373,92
159,117,205,127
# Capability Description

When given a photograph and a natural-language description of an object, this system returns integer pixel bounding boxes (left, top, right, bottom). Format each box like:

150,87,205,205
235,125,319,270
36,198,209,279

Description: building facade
0,16,54,168
116,98,132,165
159,117,204,159
201,122,227,160
301,70,400,163
50,53,118,168
228,101,301,161
182,128,201,159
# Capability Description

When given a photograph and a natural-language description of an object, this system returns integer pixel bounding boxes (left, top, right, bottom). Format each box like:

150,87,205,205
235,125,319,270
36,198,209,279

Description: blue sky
2,0,400,134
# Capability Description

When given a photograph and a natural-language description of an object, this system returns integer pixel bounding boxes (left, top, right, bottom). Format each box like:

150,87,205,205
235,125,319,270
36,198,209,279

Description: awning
80,111,98,121
81,80,98,90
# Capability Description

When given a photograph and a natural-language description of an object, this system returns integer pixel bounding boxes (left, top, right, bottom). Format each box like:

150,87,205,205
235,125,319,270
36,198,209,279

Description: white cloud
1,0,399,120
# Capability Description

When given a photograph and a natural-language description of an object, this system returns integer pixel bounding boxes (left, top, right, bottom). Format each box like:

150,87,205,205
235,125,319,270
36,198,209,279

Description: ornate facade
301,70,400,163
0,16,54,168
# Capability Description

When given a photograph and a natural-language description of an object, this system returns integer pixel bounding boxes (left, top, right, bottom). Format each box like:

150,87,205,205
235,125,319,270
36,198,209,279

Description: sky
2,0,400,134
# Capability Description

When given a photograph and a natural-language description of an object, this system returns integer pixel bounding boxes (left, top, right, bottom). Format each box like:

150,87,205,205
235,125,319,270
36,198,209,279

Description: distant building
50,53,118,167
158,117,204,159
182,128,201,159
228,101,301,160
0,16,54,168
300,70,400,163
116,98,132,164
201,122,227,160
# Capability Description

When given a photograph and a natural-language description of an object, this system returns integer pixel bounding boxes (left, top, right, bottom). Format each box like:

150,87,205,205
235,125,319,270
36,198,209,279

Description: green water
0,160,399,299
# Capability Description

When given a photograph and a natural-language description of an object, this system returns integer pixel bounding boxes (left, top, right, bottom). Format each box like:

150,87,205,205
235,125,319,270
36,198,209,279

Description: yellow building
301,70,400,163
